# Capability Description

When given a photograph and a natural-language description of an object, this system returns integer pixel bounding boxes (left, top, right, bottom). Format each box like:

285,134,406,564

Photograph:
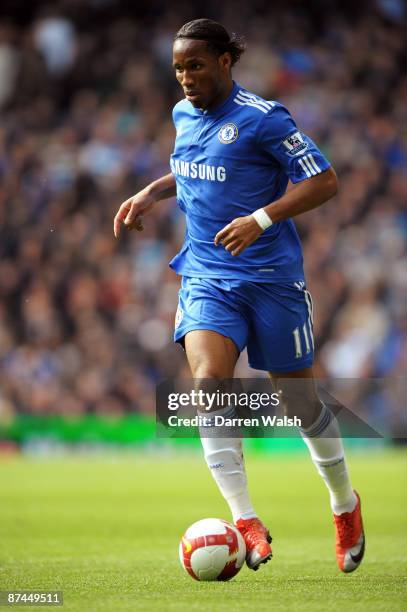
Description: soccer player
114,18,365,573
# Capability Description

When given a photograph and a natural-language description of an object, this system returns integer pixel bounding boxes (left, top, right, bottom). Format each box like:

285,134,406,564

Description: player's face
172,39,232,111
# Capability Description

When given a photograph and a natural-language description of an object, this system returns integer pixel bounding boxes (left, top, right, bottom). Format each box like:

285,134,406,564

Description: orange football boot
333,491,365,573
235,517,272,570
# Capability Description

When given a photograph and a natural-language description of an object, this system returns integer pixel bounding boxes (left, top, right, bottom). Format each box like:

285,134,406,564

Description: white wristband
252,208,273,231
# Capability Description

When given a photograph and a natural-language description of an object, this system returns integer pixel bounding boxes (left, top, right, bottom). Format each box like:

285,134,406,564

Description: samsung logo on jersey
171,159,226,182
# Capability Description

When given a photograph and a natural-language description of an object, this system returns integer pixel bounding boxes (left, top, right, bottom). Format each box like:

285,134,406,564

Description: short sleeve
257,104,331,183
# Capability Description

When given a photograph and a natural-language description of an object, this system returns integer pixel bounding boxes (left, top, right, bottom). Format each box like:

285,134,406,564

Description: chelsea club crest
218,123,239,144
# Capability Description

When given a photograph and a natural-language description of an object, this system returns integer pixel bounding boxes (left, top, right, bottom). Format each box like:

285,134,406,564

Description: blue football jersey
169,81,331,282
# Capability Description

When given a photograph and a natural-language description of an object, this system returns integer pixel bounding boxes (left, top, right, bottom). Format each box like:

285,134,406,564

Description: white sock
199,406,257,523
300,404,357,515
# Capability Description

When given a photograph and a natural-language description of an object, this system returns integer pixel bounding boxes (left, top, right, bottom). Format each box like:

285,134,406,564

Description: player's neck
203,80,234,114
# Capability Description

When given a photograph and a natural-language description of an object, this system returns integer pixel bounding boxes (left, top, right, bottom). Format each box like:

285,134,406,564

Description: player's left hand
214,215,263,256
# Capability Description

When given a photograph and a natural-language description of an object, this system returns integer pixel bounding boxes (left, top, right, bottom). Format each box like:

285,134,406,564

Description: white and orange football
179,518,246,581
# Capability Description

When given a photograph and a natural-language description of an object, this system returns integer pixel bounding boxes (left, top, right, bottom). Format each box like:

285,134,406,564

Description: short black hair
174,18,246,66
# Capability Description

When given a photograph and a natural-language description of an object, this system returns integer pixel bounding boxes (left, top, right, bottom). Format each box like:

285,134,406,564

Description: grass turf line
0,449,406,611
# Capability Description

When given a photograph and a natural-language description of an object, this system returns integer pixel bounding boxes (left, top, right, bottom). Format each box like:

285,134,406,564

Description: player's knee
193,366,233,412
193,363,224,381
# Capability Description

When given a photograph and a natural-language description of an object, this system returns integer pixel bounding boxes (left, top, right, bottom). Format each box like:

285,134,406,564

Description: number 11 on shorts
292,323,312,358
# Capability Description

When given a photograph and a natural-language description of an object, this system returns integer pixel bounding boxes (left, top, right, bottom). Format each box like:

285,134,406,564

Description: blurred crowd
0,0,406,420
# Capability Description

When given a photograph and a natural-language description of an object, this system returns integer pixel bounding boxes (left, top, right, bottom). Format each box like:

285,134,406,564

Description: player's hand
113,191,155,238
214,215,264,256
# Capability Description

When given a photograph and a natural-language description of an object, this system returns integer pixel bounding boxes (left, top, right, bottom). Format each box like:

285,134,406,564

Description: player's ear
218,52,232,73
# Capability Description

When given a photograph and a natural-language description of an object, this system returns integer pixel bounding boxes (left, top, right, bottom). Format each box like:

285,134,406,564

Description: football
179,518,246,581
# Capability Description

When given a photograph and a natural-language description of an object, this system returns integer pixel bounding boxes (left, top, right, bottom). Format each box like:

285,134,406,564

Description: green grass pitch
0,448,406,611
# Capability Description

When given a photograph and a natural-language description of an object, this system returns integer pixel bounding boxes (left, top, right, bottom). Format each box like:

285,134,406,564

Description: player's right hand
113,191,155,238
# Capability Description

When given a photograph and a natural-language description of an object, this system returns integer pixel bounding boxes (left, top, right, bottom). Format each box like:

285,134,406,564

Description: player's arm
113,173,176,238
214,168,337,256
263,166,338,222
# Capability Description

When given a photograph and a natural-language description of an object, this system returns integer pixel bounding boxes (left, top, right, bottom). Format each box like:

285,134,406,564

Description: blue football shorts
174,277,315,373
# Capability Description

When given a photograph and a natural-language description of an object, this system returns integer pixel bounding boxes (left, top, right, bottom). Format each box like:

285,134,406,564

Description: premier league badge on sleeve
282,131,308,156
218,123,239,144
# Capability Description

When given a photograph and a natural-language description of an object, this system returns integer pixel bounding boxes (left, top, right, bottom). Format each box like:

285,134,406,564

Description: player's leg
174,277,272,569
184,329,272,569
269,366,365,572
246,281,364,572
246,281,357,514
269,366,355,512
185,328,250,523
